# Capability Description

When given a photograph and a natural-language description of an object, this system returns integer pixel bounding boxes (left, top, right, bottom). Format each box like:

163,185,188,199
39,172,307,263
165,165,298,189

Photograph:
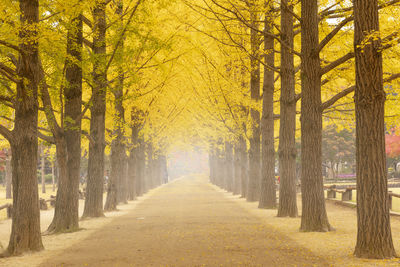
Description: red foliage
386,134,400,158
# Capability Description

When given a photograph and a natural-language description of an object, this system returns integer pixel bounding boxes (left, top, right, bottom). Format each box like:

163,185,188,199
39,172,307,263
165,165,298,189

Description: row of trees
197,0,400,259
0,0,177,256
1,0,400,260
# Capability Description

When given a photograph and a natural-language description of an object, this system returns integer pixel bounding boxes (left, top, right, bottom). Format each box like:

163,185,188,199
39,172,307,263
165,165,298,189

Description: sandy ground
0,174,399,266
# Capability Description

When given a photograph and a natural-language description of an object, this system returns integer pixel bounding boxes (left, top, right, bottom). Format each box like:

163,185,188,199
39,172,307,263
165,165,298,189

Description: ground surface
1,174,400,266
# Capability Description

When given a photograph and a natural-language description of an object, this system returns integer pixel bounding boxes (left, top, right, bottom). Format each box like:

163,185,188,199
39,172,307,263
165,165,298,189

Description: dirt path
25,175,326,267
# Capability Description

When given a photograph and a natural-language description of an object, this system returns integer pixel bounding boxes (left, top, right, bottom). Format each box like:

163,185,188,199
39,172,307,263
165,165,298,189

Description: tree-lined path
24,175,327,267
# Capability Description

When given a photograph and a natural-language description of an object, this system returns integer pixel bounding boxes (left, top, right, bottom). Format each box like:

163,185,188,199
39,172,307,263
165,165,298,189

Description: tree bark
127,108,141,201
51,161,55,192
209,145,216,184
41,145,46,194
247,7,261,202
233,142,241,195
105,76,126,209
145,142,154,191
216,140,226,189
259,7,276,209
137,137,146,195
47,15,83,233
83,1,107,218
300,0,331,232
5,149,12,199
7,0,43,255
225,141,234,192
127,156,136,201
353,0,396,258
239,136,248,198
277,0,298,218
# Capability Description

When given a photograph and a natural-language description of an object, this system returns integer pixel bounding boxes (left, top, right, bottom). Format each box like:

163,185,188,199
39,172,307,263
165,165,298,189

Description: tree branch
321,51,354,75
105,0,143,72
0,40,22,53
0,125,13,142
318,15,354,52
321,73,400,110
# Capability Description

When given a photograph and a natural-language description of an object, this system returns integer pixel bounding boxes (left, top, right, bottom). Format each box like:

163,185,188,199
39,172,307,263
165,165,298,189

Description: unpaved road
29,175,328,267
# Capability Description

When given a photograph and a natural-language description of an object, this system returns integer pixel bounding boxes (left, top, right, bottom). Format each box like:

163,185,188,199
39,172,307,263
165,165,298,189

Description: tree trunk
47,15,83,233
209,146,216,184
7,0,43,255
127,150,136,201
52,161,55,192
259,7,276,209
104,140,119,211
247,7,261,202
225,141,234,192
83,1,107,218
105,80,126,209
217,140,226,189
239,136,248,198
145,142,154,191
277,0,298,218
137,138,146,195
41,145,46,194
300,0,331,232
127,109,140,201
5,149,12,199
233,143,241,195
353,0,396,258
153,156,161,188
117,155,128,203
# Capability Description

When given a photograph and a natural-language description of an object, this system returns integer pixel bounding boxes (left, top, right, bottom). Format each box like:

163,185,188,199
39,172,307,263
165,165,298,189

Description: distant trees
0,0,399,260
322,126,355,179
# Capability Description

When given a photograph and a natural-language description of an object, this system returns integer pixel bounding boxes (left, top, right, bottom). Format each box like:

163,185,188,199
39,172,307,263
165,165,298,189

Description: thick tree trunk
127,111,140,201
209,146,216,184
247,8,261,202
83,1,107,218
300,0,331,232
239,136,248,198
51,161,55,192
7,0,43,255
153,156,161,188
225,142,234,192
5,149,12,199
104,141,120,211
115,1,128,205
47,15,83,233
233,143,241,195
259,9,276,209
105,87,126,209
145,142,154,191
137,138,146,195
216,141,226,189
117,155,128,203
41,145,46,194
277,0,298,218
353,0,396,258
127,150,136,201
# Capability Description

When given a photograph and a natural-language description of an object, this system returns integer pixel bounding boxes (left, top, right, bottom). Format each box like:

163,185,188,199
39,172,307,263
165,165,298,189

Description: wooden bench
326,186,354,201
0,203,13,219
388,191,400,210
